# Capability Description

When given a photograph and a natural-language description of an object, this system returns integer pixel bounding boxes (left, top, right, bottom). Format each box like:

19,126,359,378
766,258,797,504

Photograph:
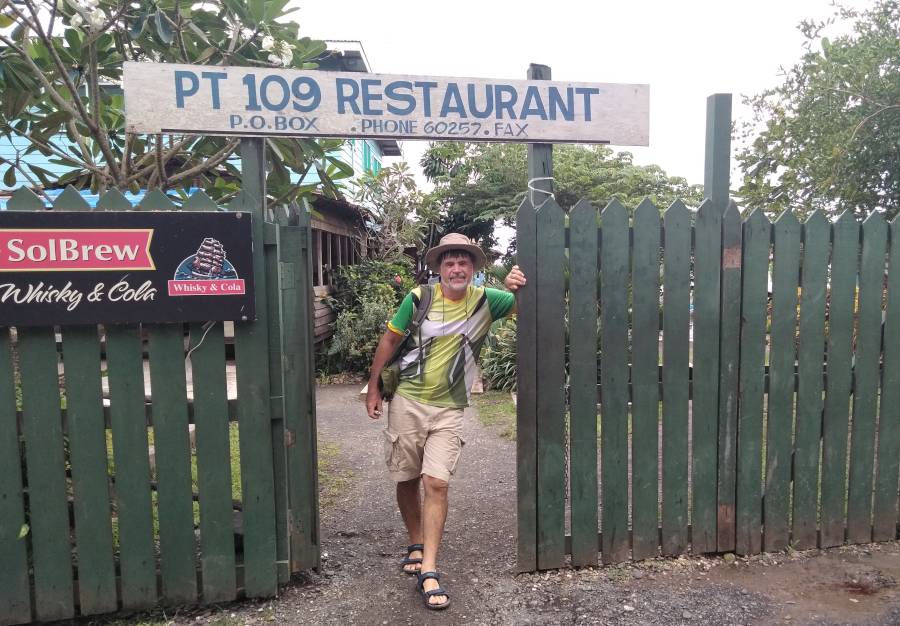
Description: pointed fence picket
517,198,900,570
0,185,319,625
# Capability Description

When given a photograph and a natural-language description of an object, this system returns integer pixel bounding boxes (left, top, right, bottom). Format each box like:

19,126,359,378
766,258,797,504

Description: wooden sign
124,62,649,145
0,211,255,326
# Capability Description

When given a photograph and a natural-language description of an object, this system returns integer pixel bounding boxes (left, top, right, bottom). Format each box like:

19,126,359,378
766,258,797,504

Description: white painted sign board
124,62,649,146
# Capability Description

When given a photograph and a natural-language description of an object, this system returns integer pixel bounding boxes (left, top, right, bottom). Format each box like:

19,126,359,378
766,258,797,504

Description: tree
354,162,438,263
0,0,352,203
737,0,900,219
421,142,703,253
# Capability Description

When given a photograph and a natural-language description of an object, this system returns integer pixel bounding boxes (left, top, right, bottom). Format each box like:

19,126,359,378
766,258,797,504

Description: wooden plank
515,196,538,571
764,210,801,552
567,199,599,567
873,216,900,541
17,328,75,620
535,198,567,570
6,186,45,210
735,209,771,555
661,200,691,555
0,330,31,625
61,327,117,616
284,202,321,571
631,199,661,560
820,211,859,548
599,199,629,564
792,211,830,549
189,322,237,601
846,213,888,544
148,325,198,603
105,325,157,608
717,201,743,552
235,138,278,596
690,199,722,553
52,185,91,210
264,226,290,585
299,204,322,572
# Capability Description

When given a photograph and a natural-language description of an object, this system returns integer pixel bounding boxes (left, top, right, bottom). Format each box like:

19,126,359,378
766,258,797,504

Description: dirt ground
87,383,900,626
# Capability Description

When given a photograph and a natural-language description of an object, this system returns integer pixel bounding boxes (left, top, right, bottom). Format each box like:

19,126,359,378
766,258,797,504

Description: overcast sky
293,0,870,191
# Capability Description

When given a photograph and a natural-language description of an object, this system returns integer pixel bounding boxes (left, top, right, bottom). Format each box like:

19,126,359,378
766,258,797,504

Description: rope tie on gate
527,176,556,207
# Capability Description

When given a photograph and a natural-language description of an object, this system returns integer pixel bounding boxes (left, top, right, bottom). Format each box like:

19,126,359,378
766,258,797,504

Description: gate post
702,94,742,553
235,137,279,596
703,93,732,213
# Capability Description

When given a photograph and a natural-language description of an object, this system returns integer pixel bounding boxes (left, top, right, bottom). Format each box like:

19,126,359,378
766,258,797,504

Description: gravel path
97,383,900,625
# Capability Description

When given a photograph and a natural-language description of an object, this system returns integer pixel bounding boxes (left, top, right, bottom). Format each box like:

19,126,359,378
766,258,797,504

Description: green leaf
64,27,82,53
154,10,174,45
0,13,14,28
129,9,147,38
3,166,16,187
248,0,265,24
17,523,29,540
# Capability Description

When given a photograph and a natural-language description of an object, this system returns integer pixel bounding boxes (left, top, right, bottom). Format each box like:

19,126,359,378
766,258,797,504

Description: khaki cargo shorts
384,393,465,483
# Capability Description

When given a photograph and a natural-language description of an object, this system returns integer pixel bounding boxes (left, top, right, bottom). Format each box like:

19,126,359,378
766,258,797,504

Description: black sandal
400,543,423,575
417,571,450,611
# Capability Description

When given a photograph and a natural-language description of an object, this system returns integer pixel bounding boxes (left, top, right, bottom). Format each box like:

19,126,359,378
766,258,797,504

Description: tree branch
16,0,124,186
65,119,97,169
167,139,241,185
155,135,168,188
5,124,106,177
0,156,50,200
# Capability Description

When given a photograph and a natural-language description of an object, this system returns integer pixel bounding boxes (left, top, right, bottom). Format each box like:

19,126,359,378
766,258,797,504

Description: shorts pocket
383,429,400,470
448,435,466,474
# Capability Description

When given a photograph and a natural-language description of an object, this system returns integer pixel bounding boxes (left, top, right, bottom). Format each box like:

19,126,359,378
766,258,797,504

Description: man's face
439,252,473,292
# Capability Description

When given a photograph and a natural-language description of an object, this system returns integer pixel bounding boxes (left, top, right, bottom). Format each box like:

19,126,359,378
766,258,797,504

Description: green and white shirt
387,284,515,408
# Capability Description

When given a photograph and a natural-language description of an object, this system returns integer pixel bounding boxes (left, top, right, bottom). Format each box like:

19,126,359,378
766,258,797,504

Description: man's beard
441,276,471,292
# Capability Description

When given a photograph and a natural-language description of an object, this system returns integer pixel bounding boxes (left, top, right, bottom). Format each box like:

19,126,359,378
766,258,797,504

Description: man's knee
422,474,449,494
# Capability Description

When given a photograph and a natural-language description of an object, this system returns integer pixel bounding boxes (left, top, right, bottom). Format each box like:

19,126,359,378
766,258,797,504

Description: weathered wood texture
1,184,320,624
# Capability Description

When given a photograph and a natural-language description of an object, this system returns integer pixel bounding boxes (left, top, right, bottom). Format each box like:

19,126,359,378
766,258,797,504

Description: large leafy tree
354,162,439,263
737,0,900,219
421,142,703,251
0,0,352,202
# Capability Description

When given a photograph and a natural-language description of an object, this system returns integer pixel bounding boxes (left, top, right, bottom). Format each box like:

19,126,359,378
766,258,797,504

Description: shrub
481,317,517,391
319,260,415,374
325,260,415,317
325,293,398,373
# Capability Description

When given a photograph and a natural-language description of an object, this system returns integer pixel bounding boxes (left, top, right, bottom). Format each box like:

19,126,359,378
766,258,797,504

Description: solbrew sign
0,211,254,326
124,62,650,145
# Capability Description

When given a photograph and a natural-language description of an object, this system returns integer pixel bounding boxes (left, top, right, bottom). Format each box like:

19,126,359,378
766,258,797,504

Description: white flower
261,35,275,51
82,0,98,8
268,52,282,65
280,48,293,66
86,8,105,29
69,12,83,27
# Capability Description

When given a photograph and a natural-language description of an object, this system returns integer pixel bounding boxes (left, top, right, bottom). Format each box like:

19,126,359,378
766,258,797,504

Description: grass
472,391,517,440
317,441,354,508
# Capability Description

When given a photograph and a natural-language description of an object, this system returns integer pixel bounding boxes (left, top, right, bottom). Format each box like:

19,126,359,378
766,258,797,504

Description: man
366,233,526,610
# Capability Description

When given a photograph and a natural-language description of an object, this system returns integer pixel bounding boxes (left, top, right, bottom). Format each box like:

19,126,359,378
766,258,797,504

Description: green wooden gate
0,142,321,624
516,196,900,570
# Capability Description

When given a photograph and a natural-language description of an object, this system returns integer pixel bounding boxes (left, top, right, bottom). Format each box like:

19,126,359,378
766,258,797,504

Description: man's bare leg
397,477,423,572
420,474,449,606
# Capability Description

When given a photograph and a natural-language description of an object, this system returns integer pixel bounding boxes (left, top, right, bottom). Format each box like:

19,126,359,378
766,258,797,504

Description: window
373,158,381,174
363,141,372,173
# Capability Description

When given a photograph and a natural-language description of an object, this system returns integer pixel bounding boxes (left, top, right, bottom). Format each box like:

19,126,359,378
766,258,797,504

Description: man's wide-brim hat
424,233,487,273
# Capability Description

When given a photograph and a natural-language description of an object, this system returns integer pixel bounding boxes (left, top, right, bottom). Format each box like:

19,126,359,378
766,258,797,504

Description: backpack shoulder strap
412,284,434,327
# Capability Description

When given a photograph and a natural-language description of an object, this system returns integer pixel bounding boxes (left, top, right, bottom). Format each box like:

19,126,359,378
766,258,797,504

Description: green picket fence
516,196,900,570
0,184,319,624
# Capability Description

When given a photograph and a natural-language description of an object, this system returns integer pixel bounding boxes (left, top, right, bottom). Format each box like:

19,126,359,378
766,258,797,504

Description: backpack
379,284,434,400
